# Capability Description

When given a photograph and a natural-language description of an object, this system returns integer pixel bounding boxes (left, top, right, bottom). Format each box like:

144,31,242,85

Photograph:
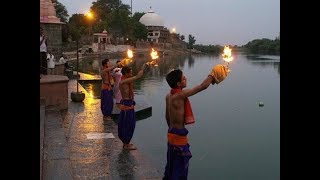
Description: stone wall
40,75,69,110
40,22,63,58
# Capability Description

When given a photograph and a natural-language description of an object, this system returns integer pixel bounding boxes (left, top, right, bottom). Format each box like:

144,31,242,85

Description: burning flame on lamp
120,49,133,66
222,45,234,66
127,49,133,59
147,48,159,66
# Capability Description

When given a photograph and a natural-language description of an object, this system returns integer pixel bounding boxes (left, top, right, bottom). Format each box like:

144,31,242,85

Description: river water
74,52,280,180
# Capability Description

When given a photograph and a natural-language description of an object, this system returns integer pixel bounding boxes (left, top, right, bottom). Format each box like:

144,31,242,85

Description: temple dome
139,7,164,27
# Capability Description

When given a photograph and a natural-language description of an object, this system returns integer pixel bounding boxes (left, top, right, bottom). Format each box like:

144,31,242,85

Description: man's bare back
101,70,110,84
120,83,132,99
166,93,186,129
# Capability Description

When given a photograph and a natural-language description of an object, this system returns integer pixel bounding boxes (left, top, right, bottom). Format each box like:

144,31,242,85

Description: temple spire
40,0,62,23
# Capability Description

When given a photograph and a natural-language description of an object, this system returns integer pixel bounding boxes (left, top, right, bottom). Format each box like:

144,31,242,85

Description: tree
68,14,87,40
180,35,185,41
243,38,280,55
188,34,196,49
54,1,69,42
54,0,69,23
132,21,148,41
132,12,145,22
93,20,109,33
91,0,125,21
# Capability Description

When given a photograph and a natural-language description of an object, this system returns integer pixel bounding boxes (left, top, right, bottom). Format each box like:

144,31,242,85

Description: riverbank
62,46,201,61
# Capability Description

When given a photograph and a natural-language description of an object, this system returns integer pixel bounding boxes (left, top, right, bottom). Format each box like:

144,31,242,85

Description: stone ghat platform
40,75,69,110
77,72,152,121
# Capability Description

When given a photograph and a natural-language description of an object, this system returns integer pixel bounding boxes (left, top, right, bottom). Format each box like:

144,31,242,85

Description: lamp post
71,30,85,102
85,11,94,36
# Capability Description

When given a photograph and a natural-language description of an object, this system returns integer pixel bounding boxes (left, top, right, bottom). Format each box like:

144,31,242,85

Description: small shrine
92,30,112,52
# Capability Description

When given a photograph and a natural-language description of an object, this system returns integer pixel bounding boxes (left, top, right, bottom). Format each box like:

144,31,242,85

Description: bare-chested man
163,64,229,179
100,59,119,120
118,63,147,150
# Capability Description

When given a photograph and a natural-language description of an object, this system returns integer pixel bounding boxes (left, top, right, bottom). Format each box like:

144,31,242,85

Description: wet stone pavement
42,79,162,179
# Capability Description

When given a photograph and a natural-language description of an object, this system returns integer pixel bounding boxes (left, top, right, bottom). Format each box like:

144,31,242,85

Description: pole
131,0,132,16
76,39,79,93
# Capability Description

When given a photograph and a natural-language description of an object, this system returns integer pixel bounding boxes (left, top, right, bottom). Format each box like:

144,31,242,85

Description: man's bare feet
123,143,137,150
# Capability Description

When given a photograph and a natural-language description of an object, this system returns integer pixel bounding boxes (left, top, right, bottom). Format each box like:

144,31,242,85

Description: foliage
132,12,145,22
54,0,69,23
68,14,87,40
93,20,109,33
180,35,185,41
243,38,280,55
54,1,69,42
193,44,223,54
187,34,196,49
132,21,148,41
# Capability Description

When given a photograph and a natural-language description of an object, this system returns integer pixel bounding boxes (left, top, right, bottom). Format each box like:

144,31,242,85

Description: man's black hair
102,58,109,66
166,69,183,88
121,66,132,75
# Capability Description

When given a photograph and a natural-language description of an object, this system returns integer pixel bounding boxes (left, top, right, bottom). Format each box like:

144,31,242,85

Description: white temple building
139,7,169,43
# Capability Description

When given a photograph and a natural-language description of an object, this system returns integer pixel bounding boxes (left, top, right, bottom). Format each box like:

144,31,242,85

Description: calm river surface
75,52,280,180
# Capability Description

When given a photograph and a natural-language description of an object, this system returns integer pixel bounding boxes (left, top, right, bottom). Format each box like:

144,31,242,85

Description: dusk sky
58,0,280,46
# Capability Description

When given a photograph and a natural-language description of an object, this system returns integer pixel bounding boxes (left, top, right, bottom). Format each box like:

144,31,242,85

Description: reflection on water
75,52,280,179
79,80,102,98
245,54,280,74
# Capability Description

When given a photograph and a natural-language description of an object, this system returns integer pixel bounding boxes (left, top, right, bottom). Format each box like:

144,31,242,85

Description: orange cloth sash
119,104,134,111
170,88,195,125
121,76,134,99
167,133,188,146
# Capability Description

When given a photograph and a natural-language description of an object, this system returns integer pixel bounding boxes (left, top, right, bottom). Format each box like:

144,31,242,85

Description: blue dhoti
100,89,114,117
163,128,192,180
118,99,136,144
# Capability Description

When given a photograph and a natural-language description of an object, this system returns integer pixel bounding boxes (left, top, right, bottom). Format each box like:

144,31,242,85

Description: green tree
243,38,280,55
54,0,69,23
54,1,69,42
91,0,124,21
90,0,131,43
128,12,148,43
180,35,185,41
93,20,109,33
68,14,87,40
188,34,196,49
132,12,145,22
132,21,148,41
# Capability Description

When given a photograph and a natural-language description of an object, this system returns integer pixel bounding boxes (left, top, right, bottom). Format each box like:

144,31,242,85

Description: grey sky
58,0,280,46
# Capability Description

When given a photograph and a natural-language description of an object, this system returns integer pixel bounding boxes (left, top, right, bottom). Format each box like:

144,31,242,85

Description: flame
119,49,134,66
120,58,133,66
222,45,234,63
127,49,133,59
150,48,159,60
147,48,159,66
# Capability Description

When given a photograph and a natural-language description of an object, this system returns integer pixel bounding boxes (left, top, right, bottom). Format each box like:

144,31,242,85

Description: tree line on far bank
54,0,280,55
190,37,280,55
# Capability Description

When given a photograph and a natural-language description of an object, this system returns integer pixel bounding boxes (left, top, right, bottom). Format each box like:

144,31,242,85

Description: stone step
40,101,45,180
42,108,73,180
